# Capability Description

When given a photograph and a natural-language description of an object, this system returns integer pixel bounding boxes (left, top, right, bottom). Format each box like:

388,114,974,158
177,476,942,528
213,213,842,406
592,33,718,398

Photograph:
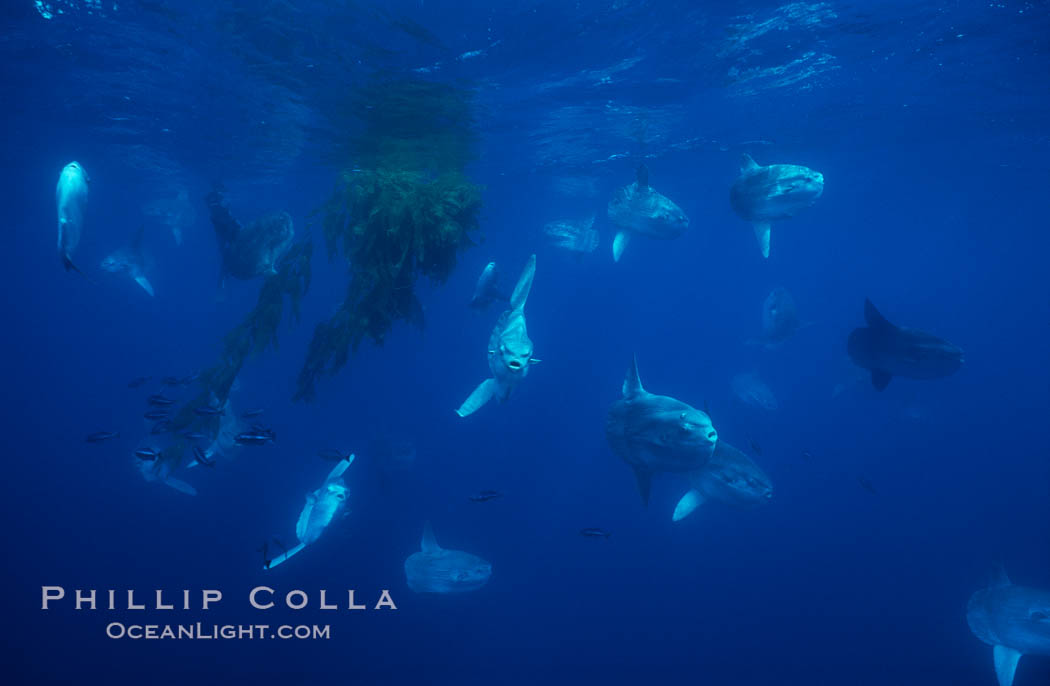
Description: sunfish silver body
456,255,539,417
847,299,963,391
404,523,492,593
266,456,355,569
606,357,718,505
56,161,90,273
730,154,823,258
606,165,688,262
672,439,773,522
754,286,802,348
469,261,508,310
731,371,779,411
100,225,154,296
543,215,599,254
967,567,1050,686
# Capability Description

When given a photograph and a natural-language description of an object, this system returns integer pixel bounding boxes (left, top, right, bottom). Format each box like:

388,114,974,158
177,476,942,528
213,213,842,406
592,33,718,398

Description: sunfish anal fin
266,542,306,569
993,644,1022,686
752,223,771,259
633,466,652,506
133,275,155,297
672,489,705,521
612,231,631,262
456,378,498,417
740,153,760,173
870,370,892,391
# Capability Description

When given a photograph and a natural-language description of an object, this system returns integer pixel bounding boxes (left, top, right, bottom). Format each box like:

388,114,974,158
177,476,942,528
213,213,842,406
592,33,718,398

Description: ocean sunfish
206,188,295,288
847,299,963,391
56,161,90,273
543,215,599,255
266,455,355,569
607,164,689,262
731,371,779,411
606,356,718,505
672,439,773,521
469,261,509,310
457,255,539,417
967,566,1050,686
730,154,823,258
748,286,805,348
404,522,492,593
101,225,154,296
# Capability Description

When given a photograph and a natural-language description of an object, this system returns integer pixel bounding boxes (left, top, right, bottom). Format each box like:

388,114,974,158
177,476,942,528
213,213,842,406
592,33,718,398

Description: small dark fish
85,431,120,443
318,449,349,462
182,431,207,441
193,446,216,467
242,408,265,418
147,394,176,407
194,405,225,416
580,528,611,539
143,410,169,421
127,376,150,388
257,541,271,569
857,475,877,495
150,421,172,435
747,436,763,456
161,376,181,387
469,490,503,503
134,448,160,461
235,432,275,446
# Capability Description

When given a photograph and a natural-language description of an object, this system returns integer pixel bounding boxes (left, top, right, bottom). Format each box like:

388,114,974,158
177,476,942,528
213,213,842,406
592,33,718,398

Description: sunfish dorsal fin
509,254,536,311
993,644,1022,686
623,356,644,397
421,521,441,553
635,164,649,189
325,453,355,483
863,299,895,331
991,563,1011,588
741,153,760,173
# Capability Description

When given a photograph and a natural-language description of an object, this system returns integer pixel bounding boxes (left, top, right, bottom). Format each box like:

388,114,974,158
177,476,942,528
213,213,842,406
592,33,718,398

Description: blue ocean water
3,0,1049,684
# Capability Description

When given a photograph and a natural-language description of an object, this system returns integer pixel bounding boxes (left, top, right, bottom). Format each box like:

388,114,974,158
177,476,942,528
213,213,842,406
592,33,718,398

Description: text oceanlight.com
105,623,331,640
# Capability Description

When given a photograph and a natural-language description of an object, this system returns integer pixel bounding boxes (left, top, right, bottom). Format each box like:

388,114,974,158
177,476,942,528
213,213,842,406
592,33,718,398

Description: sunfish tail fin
993,644,1022,686
456,378,498,417
672,489,705,522
612,230,631,262
752,223,771,258
266,542,306,569
133,274,155,297
509,254,536,311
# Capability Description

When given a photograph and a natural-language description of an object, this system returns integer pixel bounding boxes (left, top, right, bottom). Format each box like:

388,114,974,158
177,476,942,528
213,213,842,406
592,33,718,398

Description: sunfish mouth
508,360,523,370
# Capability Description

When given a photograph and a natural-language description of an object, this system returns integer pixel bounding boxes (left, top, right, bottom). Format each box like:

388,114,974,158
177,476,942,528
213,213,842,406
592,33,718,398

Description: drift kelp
155,242,312,473
295,79,482,401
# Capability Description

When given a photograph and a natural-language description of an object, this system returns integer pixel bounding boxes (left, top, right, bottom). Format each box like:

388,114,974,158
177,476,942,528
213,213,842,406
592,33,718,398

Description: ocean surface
3,1,1049,684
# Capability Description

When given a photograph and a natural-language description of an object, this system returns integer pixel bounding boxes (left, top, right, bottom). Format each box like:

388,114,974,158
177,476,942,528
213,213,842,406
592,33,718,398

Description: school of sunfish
61,142,1038,686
